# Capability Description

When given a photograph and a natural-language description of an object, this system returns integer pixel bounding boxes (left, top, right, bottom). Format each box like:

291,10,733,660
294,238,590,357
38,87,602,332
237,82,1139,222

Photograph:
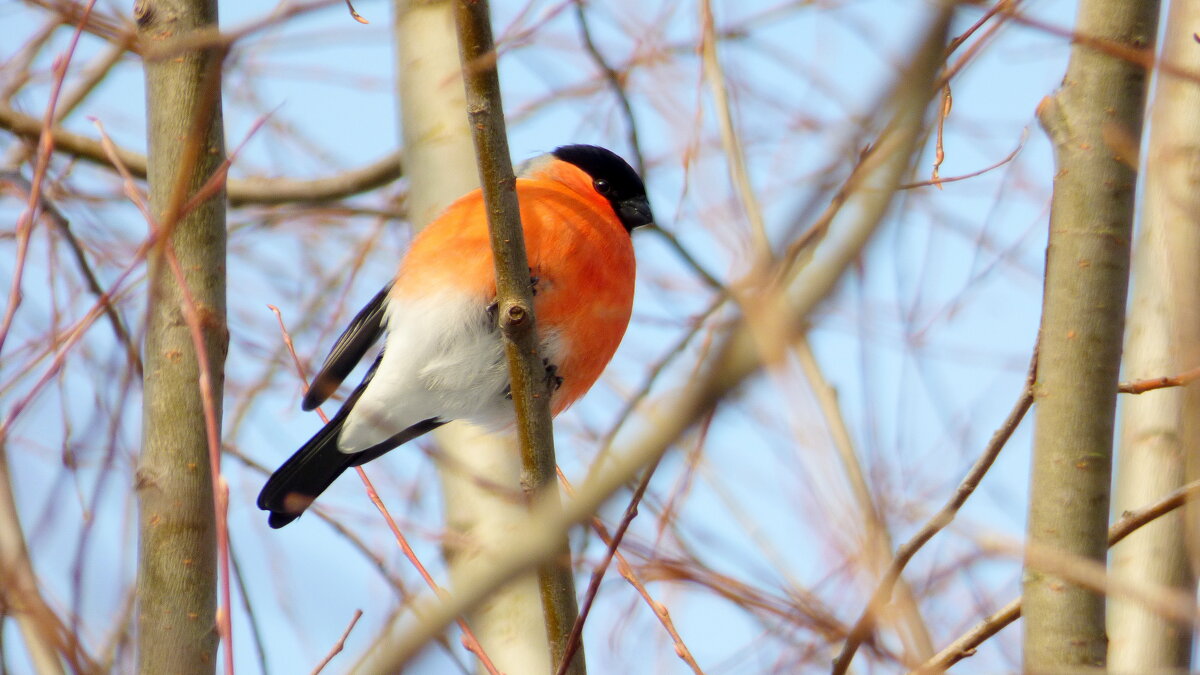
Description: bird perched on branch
258,145,653,528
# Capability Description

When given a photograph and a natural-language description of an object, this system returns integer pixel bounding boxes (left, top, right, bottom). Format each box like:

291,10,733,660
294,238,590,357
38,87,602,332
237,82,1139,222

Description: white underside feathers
337,290,511,453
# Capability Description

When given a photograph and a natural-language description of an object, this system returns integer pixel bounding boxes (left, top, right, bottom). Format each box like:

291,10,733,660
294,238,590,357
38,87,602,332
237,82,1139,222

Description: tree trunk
1109,0,1200,669
1023,0,1158,669
135,0,227,672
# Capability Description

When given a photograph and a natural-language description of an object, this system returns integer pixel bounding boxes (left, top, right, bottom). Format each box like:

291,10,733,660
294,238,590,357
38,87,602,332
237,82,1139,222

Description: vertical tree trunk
135,0,227,672
353,1,553,672
1110,0,1200,669
1023,0,1158,670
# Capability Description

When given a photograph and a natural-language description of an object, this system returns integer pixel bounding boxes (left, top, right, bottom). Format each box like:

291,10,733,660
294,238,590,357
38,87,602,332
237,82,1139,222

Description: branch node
502,302,528,328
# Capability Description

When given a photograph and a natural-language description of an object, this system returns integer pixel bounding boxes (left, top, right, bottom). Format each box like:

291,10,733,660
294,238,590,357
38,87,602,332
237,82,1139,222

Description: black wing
301,284,392,411
259,353,444,528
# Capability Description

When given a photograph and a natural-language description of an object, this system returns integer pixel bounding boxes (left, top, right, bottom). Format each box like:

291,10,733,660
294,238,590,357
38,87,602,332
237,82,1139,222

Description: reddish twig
939,1,1016,86
343,0,368,24
556,469,704,675
556,457,662,675
0,116,162,486
178,111,275,217
929,84,951,188
0,256,152,441
899,129,1026,189
946,0,1011,56
0,172,143,376
0,117,163,423
1118,364,1200,393
0,0,97,360
309,609,363,675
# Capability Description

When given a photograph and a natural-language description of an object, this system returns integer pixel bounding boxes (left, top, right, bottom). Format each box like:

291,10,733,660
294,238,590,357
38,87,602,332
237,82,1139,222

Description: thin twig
0,8,99,672
229,544,271,675
0,0,96,362
910,599,1019,674
700,0,770,260
929,84,951,187
0,19,61,102
831,349,1037,674
571,0,644,177
342,0,368,24
556,469,705,674
309,610,363,675
598,296,725,455
911,479,1200,673
798,333,934,668
0,171,142,377
899,129,1026,189
0,122,163,424
225,445,473,673
1118,364,1200,393
557,456,663,675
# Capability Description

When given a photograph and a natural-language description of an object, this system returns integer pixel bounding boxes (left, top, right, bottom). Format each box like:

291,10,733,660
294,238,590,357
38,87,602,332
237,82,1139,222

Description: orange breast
393,163,635,415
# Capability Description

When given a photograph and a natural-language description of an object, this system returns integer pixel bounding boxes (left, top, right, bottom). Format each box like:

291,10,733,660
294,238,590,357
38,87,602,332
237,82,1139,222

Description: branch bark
353,1,552,673
1023,0,1159,669
135,0,228,672
0,103,403,206
453,2,583,673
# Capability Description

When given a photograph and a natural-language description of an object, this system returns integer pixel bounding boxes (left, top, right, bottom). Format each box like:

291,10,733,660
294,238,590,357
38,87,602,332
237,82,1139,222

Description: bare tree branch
0,104,404,205
454,1,582,672
832,349,1036,673
915,479,1200,673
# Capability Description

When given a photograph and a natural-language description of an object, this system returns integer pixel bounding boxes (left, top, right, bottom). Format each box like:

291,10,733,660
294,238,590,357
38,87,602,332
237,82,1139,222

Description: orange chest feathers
393,177,636,414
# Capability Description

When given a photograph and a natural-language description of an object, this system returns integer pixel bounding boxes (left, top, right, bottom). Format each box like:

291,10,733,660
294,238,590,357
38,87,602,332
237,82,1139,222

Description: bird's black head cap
553,145,654,233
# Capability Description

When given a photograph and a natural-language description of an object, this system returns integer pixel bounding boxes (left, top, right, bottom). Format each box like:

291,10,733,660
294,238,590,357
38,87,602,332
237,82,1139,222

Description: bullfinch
258,145,653,528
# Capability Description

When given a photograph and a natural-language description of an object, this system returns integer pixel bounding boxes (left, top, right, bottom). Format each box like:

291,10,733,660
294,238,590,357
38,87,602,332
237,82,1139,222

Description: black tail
260,351,450,528
258,413,445,528
257,411,356,528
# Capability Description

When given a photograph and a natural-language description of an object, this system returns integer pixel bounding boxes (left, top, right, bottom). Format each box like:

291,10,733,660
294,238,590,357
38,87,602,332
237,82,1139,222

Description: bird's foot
543,358,563,391
486,269,538,323
500,360,562,400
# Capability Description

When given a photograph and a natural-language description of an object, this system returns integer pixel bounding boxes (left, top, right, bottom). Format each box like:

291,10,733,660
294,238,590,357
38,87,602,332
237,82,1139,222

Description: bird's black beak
618,196,654,232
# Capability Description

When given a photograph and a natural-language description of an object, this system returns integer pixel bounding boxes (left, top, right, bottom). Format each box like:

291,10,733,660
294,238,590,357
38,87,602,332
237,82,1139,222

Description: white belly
337,290,510,452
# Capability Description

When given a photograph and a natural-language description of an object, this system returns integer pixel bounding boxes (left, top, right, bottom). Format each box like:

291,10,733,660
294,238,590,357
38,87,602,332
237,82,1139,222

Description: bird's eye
594,178,612,196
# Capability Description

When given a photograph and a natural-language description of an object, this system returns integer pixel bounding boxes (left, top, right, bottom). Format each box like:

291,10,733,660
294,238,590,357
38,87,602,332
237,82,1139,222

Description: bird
258,145,653,528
